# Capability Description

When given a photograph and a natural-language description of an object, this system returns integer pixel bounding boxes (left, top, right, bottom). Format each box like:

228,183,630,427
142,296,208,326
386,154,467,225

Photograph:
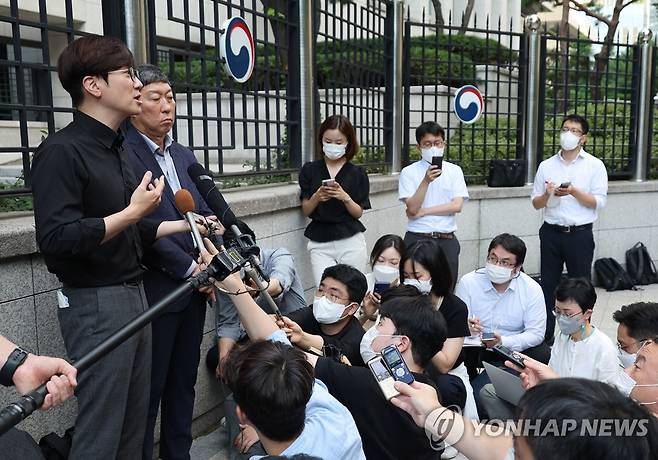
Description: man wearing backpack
531,114,608,344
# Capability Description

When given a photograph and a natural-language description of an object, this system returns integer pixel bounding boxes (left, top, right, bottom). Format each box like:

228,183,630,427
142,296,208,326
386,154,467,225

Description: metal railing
540,25,638,179
402,12,525,184
0,0,88,198
314,0,393,172
1,5,658,200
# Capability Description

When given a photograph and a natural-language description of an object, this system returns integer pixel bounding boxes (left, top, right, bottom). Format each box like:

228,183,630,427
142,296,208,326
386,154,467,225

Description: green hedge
163,33,512,91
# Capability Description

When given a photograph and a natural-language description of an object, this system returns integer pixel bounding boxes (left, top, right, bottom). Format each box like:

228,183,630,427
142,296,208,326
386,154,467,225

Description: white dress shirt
455,270,546,351
548,327,620,386
531,148,608,226
398,159,469,233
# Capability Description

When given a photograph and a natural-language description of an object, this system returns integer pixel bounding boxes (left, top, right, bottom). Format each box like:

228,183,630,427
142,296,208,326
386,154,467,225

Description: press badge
56,289,70,309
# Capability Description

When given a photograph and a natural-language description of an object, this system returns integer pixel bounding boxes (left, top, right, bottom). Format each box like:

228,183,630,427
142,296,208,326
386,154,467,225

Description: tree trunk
590,0,626,101
430,0,445,34
458,0,475,34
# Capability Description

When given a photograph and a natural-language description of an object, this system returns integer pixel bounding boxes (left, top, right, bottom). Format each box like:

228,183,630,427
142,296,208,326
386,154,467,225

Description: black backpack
594,258,635,291
625,242,658,286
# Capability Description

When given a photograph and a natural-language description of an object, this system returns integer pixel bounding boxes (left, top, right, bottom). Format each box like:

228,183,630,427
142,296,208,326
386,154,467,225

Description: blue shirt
217,248,307,341
250,330,366,460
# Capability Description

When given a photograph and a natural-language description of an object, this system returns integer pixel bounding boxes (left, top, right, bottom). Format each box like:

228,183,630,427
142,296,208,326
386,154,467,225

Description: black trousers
403,232,461,289
142,300,207,460
539,223,595,341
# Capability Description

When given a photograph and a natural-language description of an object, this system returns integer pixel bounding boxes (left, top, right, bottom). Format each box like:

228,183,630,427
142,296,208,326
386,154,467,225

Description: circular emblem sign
220,17,255,83
453,85,484,124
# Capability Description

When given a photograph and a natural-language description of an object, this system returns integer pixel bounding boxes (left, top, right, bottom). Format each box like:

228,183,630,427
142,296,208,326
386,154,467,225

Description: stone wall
1,177,657,442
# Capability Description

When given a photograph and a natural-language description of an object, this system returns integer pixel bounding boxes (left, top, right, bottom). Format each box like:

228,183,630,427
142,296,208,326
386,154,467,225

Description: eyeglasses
316,290,349,304
617,340,647,353
420,140,445,149
552,308,582,319
486,256,515,268
560,127,583,135
108,67,140,82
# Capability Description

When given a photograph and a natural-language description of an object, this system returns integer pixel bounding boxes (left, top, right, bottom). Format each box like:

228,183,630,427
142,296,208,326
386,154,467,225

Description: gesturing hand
130,171,165,218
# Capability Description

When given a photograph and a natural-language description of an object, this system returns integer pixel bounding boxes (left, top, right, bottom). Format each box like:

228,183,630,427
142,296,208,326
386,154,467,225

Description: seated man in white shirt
398,121,469,287
479,278,619,420
455,233,550,403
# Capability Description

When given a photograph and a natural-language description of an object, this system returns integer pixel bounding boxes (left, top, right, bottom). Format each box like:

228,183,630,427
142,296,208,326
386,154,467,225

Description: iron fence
158,0,299,184
540,26,638,178
402,13,525,184
0,0,88,199
314,0,393,172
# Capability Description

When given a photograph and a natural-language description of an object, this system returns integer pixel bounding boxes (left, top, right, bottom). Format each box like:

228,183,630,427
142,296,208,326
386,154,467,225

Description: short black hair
400,239,454,296
554,278,597,312
487,233,526,266
380,284,422,304
57,35,135,107
415,121,445,144
562,114,590,135
613,302,658,341
379,294,447,368
369,234,405,268
321,264,368,304
135,63,171,88
224,340,314,442
518,378,658,460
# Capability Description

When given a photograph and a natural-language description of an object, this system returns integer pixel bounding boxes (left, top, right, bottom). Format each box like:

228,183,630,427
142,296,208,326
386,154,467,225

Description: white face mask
421,146,444,164
403,278,432,294
359,322,402,363
323,143,347,160
485,262,513,285
372,264,399,284
618,348,638,369
312,295,350,324
560,131,581,151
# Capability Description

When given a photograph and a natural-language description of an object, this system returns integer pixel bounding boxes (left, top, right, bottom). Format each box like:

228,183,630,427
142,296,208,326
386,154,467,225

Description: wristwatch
0,347,29,387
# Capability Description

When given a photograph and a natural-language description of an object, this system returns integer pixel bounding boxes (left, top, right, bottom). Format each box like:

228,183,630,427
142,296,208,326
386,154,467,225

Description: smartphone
381,344,415,384
373,282,390,296
431,156,443,169
322,179,337,187
368,356,400,400
559,181,571,188
492,344,526,368
481,332,496,342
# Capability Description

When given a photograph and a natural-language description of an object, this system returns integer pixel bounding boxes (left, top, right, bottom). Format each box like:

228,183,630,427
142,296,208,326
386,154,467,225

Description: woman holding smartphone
299,114,371,285
400,239,479,420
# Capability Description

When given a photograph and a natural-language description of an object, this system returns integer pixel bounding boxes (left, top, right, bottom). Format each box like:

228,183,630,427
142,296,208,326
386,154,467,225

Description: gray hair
135,64,171,88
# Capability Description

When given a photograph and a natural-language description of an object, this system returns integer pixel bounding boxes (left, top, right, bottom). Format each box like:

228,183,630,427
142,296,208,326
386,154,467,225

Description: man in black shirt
280,264,367,366
31,36,195,459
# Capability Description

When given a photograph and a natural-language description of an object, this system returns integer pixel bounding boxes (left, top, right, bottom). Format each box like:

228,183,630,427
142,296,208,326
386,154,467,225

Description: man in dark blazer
125,64,214,460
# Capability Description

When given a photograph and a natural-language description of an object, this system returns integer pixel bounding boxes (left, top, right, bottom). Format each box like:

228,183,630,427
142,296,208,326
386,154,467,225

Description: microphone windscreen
174,189,196,214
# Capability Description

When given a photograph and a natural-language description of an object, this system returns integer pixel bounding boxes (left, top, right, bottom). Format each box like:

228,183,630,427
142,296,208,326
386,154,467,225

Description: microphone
187,163,284,321
187,163,238,228
174,189,205,251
